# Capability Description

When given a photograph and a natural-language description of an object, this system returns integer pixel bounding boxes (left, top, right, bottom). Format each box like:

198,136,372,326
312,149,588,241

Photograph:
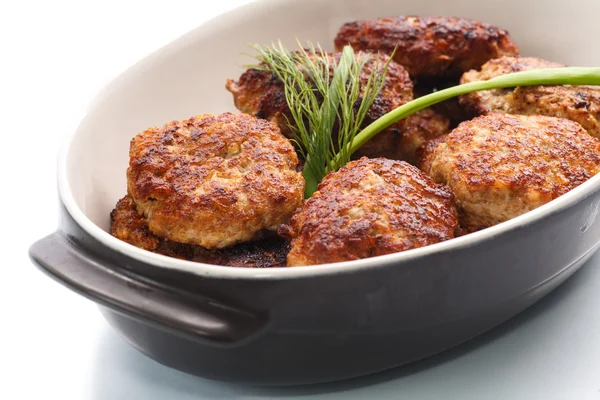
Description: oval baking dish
29,0,600,386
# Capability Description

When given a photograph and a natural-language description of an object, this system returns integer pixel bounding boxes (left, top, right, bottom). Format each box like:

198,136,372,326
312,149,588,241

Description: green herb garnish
251,41,392,197
252,42,600,198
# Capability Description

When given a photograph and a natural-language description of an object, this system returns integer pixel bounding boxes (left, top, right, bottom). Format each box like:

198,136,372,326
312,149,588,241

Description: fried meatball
226,52,413,159
460,56,600,138
398,109,450,165
428,114,600,232
279,158,458,266
127,113,304,249
110,195,289,268
334,16,519,80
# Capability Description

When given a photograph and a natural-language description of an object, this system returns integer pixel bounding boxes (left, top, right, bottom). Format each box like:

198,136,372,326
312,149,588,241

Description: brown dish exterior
427,114,600,232
127,112,304,249
334,16,520,80
460,56,600,138
279,158,458,266
226,51,414,159
110,195,289,267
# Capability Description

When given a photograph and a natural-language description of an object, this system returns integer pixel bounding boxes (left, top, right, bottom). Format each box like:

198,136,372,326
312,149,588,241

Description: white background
1,1,251,398
3,1,600,399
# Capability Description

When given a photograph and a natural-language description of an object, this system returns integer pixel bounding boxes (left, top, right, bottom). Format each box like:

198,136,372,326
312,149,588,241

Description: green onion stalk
345,67,600,160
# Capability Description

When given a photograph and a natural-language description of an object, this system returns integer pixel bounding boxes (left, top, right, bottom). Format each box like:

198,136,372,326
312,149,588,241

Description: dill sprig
251,40,391,197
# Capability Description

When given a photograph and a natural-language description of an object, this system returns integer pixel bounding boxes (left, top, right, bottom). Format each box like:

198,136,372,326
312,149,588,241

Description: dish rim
57,0,600,280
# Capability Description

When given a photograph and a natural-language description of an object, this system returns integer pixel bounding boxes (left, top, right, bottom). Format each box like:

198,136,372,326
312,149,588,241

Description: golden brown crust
428,114,600,231
226,52,413,159
110,195,160,251
110,195,289,268
334,16,519,80
418,134,448,174
279,158,458,266
127,112,304,249
459,56,600,138
398,109,450,165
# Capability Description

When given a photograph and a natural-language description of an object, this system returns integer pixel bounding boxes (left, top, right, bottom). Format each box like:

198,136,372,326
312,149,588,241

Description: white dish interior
60,0,600,278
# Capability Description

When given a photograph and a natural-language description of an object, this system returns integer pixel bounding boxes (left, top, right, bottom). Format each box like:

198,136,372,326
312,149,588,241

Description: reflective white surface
3,0,600,398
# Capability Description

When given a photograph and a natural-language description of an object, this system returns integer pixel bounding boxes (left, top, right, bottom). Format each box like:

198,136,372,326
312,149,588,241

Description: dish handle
29,232,266,347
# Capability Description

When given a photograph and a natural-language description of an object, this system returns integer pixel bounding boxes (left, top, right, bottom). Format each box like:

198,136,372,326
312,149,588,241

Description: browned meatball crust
398,108,450,165
334,16,519,80
418,134,448,174
226,52,413,159
110,195,289,268
279,158,458,266
127,113,304,249
428,114,600,232
460,56,600,138
110,195,160,251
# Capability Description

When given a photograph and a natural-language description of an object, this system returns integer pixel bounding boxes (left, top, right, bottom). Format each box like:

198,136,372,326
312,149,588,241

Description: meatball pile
279,158,458,266
110,15,600,267
110,196,290,267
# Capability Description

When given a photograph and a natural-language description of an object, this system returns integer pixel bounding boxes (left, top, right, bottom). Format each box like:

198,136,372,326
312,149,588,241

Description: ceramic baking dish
29,0,600,386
